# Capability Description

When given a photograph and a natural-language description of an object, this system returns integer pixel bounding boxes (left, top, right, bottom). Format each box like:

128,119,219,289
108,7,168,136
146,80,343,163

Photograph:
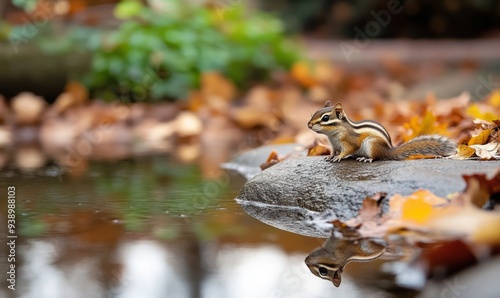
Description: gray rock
236,156,500,237
222,144,307,179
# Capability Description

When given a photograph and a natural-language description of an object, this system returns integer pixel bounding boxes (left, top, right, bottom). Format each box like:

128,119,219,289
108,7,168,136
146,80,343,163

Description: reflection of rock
236,156,500,237
305,231,386,287
15,145,47,172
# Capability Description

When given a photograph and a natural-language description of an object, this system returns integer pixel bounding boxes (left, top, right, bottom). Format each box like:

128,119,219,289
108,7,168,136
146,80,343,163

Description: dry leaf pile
1,59,499,175
325,170,500,287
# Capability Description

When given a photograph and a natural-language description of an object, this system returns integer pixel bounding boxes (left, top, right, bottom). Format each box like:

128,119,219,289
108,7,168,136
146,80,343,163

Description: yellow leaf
488,89,500,108
390,190,447,225
402,197,433,224
455,144,476,159
466,104,498,122
402,110,449,142
468,129,492,145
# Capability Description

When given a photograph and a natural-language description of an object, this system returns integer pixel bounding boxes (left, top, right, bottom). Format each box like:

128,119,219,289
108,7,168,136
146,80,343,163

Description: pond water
0,156,392,298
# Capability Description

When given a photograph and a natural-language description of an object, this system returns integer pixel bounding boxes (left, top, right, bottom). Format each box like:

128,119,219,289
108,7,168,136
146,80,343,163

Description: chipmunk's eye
318,267,328,276
321,115,329,122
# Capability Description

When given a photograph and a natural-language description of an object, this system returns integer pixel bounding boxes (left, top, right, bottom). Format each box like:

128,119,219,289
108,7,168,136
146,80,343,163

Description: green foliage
12,0,38,12
86,0,301,101
1,0,300,101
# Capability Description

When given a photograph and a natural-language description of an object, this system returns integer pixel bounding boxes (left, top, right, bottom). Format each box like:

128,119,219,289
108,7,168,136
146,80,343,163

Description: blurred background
0,1,499,297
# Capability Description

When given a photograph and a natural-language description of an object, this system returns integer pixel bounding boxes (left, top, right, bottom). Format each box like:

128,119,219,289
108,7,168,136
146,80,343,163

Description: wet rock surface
235,156,500,237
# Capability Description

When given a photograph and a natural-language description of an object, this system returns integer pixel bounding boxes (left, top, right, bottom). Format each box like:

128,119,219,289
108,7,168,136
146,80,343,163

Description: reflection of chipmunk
305,234,385,287
307,101,456,162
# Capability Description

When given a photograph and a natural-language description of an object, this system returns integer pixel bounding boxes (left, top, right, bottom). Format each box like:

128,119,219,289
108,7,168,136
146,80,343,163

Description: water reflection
2,157,368,298
19,238,367,298
305,231,386,287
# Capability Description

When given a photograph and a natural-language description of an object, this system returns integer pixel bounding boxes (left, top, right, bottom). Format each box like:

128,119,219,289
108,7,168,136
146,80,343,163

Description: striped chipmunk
307,101,457,163
305,236,385,287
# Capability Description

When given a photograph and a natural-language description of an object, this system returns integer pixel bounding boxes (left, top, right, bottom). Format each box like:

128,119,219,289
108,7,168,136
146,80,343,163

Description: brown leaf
65,81,88,105
344,192,388,237
416,239,478,279
462,171,500,205
201,72,236,102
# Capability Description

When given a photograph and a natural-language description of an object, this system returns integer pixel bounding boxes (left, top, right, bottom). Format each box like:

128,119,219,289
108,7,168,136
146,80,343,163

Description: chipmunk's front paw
356,157,373,163
331,156,343,163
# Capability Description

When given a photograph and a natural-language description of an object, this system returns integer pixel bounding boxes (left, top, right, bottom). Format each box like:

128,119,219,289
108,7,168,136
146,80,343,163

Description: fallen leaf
466,104,498,123
260,150,280,170
201,72,236,102
175,111,202,138
402,110,449,142
186,91,204,112
468,129,492,145
65,81,89,105
470,142,500,159
454,144,476,160
291,61,317,88
488,89,500,108
307,144,330,156
390,190,448,225
11,92,46,125
328,170,500,246
460,172,500,207
52,92,77,114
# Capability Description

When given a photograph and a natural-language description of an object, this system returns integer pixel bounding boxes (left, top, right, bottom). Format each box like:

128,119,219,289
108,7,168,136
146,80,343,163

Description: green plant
86,0,302,101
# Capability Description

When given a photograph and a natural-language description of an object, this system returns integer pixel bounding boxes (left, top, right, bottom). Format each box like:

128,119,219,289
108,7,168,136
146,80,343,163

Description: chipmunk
307,101,457,162
305,235,386,287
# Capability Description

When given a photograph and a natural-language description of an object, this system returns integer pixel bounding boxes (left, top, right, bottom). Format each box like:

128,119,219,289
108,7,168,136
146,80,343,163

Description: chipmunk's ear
334,103,344,120
324,101,331,108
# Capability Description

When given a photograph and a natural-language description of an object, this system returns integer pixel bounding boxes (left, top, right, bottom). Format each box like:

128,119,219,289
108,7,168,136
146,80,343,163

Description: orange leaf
265,150,279,163
468,128,492,145
405,154,440,160
260,150,280,170
291,61,318,88
307,144,330,156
